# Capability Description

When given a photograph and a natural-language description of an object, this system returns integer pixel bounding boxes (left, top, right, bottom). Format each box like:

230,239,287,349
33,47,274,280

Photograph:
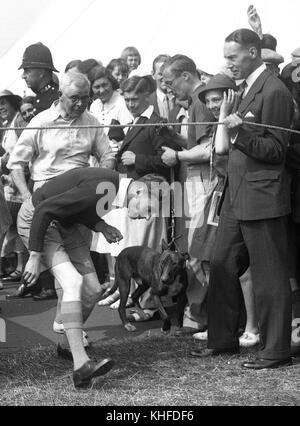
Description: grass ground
0,335,300,406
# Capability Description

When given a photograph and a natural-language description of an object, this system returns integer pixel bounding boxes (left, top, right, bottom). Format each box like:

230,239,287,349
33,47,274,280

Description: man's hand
97,222,123,244
247,5,263,38
122,151,136,166
23,252,42,287
223,113,243,129
22,191,32,202
161,146,177,167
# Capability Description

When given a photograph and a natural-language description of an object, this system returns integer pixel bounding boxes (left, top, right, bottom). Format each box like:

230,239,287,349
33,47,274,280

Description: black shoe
6,283,30,300
190,347,240,358
174,327,200,337
241,357,292,370
1,270,22,283
33,289,57,301
57,344,73,362
73,359,115,388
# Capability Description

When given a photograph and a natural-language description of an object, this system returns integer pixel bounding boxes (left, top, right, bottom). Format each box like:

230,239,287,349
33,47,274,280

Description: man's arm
177,137,211,163
247,5,263,39
93,127,116,169
7,121,38,199
11,169,31,200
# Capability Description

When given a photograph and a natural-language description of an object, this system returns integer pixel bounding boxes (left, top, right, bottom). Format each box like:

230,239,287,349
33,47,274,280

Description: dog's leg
176,269,188,328
128,283,152,321
118,277,137,332
153,295,171,334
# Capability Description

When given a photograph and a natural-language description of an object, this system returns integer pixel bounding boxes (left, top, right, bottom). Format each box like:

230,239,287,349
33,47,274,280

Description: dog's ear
161,239,169,252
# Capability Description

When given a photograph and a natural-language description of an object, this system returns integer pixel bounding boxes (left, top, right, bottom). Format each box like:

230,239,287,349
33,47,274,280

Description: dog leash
168,167,182,252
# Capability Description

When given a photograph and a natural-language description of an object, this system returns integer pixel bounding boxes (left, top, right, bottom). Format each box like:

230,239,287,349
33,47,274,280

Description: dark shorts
17,198,95,275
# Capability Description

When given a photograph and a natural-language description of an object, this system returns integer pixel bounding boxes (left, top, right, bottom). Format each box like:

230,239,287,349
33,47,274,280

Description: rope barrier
1,120,300,135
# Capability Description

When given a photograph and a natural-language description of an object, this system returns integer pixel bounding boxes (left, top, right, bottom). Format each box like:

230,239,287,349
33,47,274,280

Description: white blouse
90,91,132,135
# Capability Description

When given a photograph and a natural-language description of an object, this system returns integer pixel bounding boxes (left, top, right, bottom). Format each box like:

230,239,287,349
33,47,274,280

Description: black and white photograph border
0,0,299,407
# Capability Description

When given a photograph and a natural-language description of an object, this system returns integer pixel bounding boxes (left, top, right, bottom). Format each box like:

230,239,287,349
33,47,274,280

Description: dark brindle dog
104,241,189,333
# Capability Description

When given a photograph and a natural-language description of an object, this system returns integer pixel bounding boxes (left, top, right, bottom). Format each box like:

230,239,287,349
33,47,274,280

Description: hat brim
198,84,236,103
0,94,22,110
18,63,59,72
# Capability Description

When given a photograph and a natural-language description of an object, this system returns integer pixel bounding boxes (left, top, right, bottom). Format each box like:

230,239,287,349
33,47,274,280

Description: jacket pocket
246,170,280,182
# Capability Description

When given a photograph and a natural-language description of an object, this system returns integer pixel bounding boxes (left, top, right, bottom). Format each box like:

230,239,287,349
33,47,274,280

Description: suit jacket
116,111,173,181
227,69,294,221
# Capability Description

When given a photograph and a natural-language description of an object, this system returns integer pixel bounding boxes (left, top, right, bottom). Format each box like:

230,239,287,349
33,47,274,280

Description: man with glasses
7,71,116,387
161,55,215,336
8,70,115,195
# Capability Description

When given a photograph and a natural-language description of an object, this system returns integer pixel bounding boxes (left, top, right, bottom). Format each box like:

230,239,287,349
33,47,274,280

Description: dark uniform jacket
33,80,59,116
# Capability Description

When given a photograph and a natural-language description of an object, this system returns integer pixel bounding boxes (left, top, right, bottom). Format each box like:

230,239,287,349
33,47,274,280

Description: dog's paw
161,319,171,334
124,323,137,332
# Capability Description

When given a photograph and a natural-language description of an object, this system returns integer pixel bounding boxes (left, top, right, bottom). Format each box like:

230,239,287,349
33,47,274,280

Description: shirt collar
176,107,188,120
138,105,154,119
245,63,267,93
50,100,87,122
156,88,166,102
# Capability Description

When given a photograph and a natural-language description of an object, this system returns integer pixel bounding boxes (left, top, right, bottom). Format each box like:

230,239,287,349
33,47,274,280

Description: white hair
59,70,90,93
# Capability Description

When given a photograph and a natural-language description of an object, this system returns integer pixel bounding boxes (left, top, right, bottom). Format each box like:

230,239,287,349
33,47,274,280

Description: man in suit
161,55,215,336
191,29,294,369
148,54,177,121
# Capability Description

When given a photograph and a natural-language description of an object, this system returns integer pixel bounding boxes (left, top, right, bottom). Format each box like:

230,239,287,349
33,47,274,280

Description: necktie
167,96,175,113
233,80,248,113
162,96,169,120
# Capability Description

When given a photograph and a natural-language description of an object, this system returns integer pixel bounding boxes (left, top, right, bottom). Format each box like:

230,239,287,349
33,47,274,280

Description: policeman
9,43,60,301
19,42,59,116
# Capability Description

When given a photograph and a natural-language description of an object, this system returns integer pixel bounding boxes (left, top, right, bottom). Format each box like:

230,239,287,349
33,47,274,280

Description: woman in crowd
107,58,129,86
20,96,36,123
121,47,141,75
89,67,132,137
0,90,27,283
0,179,12,288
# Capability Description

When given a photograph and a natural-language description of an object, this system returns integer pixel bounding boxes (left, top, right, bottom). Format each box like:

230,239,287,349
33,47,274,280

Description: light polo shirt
7,101,115,182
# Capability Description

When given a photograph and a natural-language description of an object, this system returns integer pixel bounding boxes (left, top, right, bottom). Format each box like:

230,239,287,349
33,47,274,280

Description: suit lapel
238,69,270,115
119,116,148,153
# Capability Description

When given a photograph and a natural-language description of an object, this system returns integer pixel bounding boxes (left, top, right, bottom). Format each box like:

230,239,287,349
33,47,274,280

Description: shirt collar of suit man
132,105,154,123
244,63,266,96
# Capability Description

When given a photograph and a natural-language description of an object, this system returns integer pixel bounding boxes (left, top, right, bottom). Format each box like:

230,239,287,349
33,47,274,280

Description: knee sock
61,301,89,370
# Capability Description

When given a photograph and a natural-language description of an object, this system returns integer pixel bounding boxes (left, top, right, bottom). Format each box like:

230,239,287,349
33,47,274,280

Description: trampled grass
0,336,300,406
